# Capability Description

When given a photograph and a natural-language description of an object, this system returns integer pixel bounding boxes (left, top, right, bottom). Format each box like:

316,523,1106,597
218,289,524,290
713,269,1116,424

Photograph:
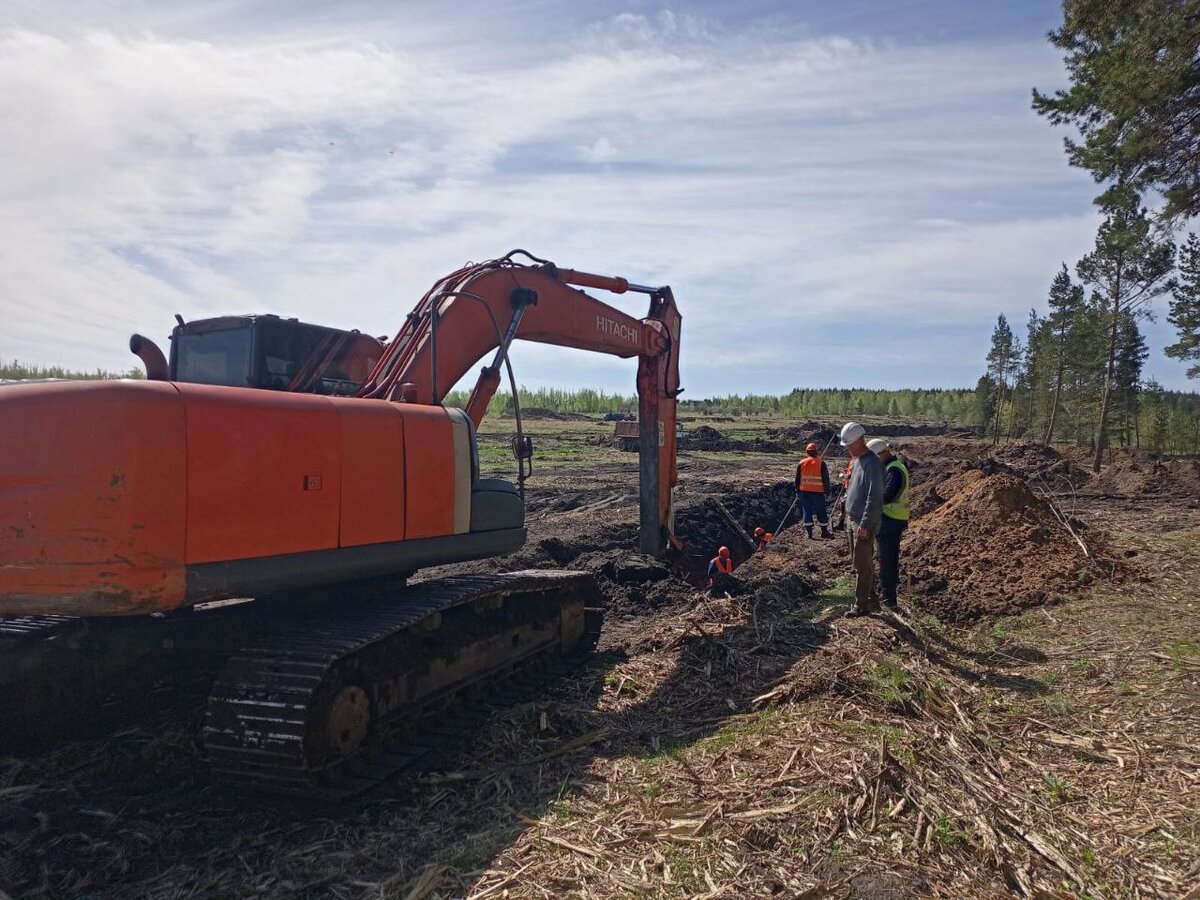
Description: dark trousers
878,516,907,603
798,491,828,527
848,528,877,612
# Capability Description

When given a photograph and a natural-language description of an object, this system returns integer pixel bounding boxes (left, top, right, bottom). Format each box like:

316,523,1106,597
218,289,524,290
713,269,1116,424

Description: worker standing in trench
707,545,735,590
868,438,910,611
839,422,884,617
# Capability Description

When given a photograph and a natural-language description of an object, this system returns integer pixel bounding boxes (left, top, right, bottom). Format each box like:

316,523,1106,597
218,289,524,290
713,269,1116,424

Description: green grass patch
931,815,968,853
862,658,923,708
1042,774,1075,805
823,575,856,603
1038,669,1064,687
1168,638,1199,667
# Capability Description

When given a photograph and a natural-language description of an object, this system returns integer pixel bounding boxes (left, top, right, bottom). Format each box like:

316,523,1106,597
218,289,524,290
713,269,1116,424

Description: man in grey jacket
839,422,884,616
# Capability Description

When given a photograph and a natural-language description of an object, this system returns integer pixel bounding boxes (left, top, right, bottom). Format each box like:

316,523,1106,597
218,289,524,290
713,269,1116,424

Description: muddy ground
1,421,1198,899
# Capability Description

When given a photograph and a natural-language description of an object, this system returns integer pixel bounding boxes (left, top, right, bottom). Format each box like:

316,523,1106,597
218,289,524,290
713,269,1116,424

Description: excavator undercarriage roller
204,570,603,797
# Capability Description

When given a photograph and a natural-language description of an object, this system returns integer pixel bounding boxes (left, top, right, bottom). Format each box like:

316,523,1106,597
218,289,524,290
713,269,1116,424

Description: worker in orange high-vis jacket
753,527,767,550
707,545,734,588
795,442,833,540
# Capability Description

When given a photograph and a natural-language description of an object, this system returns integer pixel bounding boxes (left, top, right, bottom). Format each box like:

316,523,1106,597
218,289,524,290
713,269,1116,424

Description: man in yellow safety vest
868,438,910,610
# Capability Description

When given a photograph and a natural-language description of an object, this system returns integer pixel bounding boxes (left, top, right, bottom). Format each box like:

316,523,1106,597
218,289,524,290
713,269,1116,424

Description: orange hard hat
806,442,819,453
718,546,730,558
764,532,774,542
754,527,765,537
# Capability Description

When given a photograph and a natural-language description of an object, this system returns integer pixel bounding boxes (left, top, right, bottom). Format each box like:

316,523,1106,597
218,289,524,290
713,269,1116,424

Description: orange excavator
0,250,681,795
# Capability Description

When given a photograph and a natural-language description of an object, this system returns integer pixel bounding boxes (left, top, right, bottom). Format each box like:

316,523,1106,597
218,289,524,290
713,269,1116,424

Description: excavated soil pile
732,526,846,602
894,437,989,462
871,423,982,438
680,425,788,453
990,440,1091,489
904,472,1107,622
502,407,592,421
762,422,838,449
905,461,976,519
1101,452,1200,498
680,425,739,451
673,481,798,565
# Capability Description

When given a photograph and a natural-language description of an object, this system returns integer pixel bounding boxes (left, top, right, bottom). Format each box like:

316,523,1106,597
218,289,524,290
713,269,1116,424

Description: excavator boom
361,251,681,553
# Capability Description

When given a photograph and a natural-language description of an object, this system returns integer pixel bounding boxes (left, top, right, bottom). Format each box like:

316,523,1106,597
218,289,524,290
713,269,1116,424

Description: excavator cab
169,315,384,395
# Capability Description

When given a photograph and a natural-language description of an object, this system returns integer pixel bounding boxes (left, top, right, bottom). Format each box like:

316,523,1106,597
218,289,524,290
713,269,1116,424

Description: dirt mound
680,425,735,451
673,482,797,563
871,423,981,438
573,549,671,585
503,407,591,421
906,464,981,519
1101,452,1200,498
763,422,838,450
732,527,845,602
904,473,1111,622
679,426,789,454
989,441,1091,489
894,436,989,461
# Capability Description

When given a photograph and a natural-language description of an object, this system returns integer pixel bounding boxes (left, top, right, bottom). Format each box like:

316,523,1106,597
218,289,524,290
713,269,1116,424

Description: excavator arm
360,251,682,555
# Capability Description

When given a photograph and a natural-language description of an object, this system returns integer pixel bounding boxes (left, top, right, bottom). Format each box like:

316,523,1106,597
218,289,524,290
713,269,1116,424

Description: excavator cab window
171,316,383,395
173,324,254,387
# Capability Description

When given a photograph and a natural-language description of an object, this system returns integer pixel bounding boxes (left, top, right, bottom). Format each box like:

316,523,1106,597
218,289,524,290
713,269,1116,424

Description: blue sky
1,1,1195,393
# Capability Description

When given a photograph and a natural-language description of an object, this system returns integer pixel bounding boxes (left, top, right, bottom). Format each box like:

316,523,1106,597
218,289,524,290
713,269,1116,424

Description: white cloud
580,137,618,164
0,10,1190,390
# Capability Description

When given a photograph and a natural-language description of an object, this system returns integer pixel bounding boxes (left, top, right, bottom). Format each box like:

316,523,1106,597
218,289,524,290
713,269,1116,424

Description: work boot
821,526,832,540
843,606,872,618
883,597,898,611
805,526,814,540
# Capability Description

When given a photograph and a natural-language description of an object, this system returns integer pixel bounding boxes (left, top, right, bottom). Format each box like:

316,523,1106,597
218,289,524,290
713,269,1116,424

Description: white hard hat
867,438,889,455
839,422,865,446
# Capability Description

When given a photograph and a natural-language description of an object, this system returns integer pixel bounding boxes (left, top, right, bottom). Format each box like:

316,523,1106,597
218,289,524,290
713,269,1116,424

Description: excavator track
204,570,603,798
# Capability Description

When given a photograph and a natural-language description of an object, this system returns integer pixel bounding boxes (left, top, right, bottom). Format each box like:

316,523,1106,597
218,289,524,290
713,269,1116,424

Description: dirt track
2,423,1198,899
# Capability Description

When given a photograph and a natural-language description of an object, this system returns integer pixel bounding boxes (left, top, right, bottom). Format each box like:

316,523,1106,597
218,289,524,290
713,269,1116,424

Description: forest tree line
7,356,1198,454
977,216,1200,459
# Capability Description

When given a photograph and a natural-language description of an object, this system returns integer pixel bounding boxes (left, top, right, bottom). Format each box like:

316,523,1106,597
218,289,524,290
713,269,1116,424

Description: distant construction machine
613,419,684,452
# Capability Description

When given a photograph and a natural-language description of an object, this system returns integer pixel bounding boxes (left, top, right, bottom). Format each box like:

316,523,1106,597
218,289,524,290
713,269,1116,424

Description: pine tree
985,314,1019,444
1021,308,1049,438
1166,232,1200,378
1076,184,1176,471
1033,0,1200,221
1143,379,1170,451
1043,265,1085,442
1114,311,1149,446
